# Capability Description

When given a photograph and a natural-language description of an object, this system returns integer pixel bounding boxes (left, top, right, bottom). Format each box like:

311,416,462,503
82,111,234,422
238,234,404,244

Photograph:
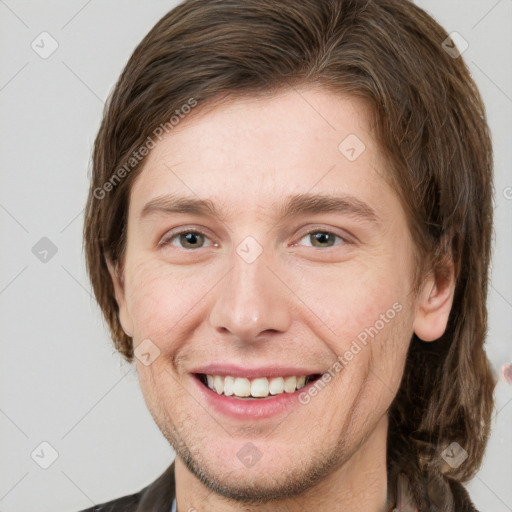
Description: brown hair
84,0,495,505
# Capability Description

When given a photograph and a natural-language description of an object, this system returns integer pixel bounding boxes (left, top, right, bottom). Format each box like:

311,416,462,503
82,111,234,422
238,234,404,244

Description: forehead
129,87,394,220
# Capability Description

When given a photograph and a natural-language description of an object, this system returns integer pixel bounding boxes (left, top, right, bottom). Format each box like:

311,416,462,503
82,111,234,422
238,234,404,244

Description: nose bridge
208,239,291,342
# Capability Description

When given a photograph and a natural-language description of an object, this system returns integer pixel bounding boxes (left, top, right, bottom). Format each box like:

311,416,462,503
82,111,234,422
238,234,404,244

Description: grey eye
300,231,342,248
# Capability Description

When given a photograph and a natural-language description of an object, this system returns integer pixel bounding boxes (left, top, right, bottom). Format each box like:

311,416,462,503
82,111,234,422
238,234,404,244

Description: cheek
123,240,415,361
124,258,209,342
288,256,415,400
290,255,411,344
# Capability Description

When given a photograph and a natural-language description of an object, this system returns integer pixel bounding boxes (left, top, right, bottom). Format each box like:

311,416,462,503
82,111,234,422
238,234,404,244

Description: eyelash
159,227,349,250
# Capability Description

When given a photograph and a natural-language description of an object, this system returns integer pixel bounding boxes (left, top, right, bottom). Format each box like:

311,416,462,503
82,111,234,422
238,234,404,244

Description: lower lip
192,375,317,420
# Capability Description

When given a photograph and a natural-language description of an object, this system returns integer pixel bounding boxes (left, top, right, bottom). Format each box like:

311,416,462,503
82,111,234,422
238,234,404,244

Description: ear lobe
413,261,456,342
106,257,134,337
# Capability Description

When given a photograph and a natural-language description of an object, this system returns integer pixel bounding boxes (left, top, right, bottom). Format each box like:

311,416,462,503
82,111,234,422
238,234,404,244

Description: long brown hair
83,0,495,502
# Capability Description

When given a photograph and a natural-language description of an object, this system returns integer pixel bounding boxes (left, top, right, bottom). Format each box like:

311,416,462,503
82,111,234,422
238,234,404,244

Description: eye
297,230,346,248
160,229,214,250
159,228,348,250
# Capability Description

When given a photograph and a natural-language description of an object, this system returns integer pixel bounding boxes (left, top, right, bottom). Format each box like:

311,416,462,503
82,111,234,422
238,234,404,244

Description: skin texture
108,87,455,511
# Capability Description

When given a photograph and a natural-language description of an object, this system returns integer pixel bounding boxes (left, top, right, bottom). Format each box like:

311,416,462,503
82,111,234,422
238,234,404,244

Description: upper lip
191,364,322,379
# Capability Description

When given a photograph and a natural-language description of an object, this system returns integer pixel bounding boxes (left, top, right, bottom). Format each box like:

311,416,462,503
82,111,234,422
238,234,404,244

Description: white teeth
204,374,312,398
233,377,251,397
269,377,284,395
251,377,269,397
213,375,224,394
284,376,297,393
224,375,234,396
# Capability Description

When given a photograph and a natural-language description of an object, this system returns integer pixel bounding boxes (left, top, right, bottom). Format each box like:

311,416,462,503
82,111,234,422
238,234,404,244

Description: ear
106,257,134,338
413,259,456,342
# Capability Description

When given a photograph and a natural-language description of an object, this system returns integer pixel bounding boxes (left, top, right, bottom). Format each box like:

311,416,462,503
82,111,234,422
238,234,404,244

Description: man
81,0,495,510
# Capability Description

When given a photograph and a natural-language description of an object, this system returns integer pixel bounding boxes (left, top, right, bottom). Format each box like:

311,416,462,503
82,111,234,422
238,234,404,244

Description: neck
175,414,391,512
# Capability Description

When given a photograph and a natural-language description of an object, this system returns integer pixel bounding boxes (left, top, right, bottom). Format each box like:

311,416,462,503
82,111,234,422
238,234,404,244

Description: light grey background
0,1,510,511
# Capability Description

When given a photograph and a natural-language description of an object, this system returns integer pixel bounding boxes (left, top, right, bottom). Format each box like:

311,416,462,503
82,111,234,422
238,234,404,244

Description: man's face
111,88,427,500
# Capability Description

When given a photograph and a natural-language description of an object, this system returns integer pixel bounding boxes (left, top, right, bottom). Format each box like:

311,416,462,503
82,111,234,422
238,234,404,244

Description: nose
208,246,292,345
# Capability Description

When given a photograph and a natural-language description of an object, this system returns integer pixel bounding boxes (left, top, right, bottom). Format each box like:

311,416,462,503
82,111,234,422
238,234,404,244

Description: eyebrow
139,192,380,224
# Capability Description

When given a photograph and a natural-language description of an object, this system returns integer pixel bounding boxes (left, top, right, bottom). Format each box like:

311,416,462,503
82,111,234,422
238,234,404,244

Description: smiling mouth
195,373,322,400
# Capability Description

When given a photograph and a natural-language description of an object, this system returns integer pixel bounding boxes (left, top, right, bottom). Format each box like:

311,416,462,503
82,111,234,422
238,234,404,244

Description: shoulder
73,461,176,512
76,490,142,512
447,478,481,512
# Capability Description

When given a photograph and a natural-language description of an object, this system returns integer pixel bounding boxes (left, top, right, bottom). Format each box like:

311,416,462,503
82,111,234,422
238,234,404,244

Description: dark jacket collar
135,461,175,511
